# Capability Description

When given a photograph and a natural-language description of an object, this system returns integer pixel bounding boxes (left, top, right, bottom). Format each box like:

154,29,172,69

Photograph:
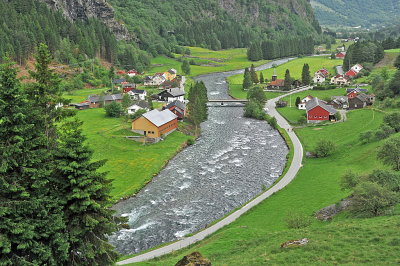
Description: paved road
117,87,312,265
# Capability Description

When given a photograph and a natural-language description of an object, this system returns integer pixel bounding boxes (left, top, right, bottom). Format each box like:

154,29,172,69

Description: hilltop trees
0,45,123,265
343,41,384,71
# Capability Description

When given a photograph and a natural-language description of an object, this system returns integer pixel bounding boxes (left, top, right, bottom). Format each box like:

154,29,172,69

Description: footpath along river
109,58,295,255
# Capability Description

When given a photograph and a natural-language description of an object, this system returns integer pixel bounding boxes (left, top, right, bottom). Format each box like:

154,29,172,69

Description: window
314,116,317,118
309,115,312,118
324,116,327,118
319,116,322,118
148,131,151,134
152,131,154,134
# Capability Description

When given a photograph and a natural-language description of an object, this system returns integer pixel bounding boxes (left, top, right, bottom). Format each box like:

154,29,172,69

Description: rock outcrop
281,238,309,248
40,0,130,41
315,199,351,221
175,251,212,266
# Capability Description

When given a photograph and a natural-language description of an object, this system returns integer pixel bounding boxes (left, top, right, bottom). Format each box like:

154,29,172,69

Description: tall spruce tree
0,57,68,264
259,72,264,84
250,64,259,84
54,120,124,265
243,71,252,90
284,69,291,91
301,63,310,85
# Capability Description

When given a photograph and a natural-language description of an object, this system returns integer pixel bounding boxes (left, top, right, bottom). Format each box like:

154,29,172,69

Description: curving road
117,86,311,265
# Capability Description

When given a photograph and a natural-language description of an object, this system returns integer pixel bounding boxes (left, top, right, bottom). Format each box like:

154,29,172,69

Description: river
109,58,294,255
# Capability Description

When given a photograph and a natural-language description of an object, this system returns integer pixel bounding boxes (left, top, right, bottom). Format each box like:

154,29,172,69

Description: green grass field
75,108,194,200
148,47,270,78
126,107,397,265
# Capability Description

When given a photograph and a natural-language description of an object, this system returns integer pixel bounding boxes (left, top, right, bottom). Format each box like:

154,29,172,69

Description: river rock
281,238,309,248
315,199,351,221
175,251,211,266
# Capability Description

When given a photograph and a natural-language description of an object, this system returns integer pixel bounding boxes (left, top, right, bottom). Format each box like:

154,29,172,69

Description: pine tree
301,63,310,85
388,70,400,96
0,57,68,265
284,69,291,91
259,72,264,84
243,70,252,90
250,64,258,84
54,120,124,265
394,55,400,70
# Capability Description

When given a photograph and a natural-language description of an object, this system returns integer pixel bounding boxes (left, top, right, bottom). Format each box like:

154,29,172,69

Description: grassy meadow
75,108,194,200
126,105,399,265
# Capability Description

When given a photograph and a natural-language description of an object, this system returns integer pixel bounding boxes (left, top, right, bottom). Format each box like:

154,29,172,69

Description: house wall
347,91,357,99
307,106,330,122
132,117,178,138
349,98,366,109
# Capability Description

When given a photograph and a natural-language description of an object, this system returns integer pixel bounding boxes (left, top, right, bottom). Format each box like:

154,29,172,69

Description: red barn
306,97,337,123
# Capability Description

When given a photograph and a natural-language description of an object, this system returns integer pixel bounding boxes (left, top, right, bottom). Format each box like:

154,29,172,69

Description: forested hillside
311,0,400,29
0,0,150,71
108,0,322,54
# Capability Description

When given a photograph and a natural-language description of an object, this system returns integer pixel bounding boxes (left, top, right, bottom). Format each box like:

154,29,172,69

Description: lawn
76,108,194,200
127,108,394,265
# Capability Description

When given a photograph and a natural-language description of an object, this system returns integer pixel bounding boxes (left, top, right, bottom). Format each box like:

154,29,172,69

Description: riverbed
109,58,294,255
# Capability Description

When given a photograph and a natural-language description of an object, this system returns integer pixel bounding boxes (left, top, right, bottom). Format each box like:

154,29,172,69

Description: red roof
346,70,356,77
268,79,285,87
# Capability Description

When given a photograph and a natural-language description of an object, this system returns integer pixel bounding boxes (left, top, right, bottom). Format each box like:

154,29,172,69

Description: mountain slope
108,0,321,52
311,0,400,29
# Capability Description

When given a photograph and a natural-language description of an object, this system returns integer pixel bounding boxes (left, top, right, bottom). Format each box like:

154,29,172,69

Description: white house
313,72,326,84
158,88,185,103
128,89,147,101
127,100,149,115
143,74,166,86
127,69,137,77
298,95,314,110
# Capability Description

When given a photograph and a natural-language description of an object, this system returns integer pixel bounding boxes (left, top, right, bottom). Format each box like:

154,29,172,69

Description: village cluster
70,68,187,142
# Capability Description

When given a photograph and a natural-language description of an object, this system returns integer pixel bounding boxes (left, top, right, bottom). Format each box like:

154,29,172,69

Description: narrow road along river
109,58,294,255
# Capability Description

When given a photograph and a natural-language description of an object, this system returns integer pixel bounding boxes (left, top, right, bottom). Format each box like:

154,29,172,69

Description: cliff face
41,0,130,40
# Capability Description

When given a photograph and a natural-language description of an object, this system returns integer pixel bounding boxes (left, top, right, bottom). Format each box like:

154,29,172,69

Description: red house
164,100,186,120
306,97,337,123
122,83,136,93
347,90,358,100
116,70,126,75
336,52,346,59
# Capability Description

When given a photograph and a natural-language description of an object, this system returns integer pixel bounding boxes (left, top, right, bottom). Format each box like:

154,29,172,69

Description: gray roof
356,93,368,102
144,76,153,81
143,109,177,127
159,88,185,97
306,97,337,114
166,100,186,111
346,87,368,93
129,100,149,109
331,96,348,104
113,78,126,84
88,93,123,103
129,89,146,95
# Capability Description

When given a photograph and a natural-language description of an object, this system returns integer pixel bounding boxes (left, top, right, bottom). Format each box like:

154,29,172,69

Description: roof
166,100,186,111
88,93,123,103
306,97,337,114
268,79,285,87
142,109,178,127
346,87,368,93
346,70,357,77
331,96,348,104
336,52,346,57
144,76,153,81
355,93,368,102
129,89,146,95
129,100,149,109
113,78,126,84
122,83,136,88
159,88,185,97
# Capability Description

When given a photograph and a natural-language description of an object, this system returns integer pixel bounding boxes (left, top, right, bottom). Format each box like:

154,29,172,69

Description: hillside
311,0,400,29
108,0,321,52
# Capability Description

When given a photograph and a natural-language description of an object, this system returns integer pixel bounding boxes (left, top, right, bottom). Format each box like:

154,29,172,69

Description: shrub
383,112,400,132
350,181,398,217
268,116,278,129
284,210,313,229
313,139,337,158
297,116,307,125
187,138,195,145
375,124,395,140
359,130,374,144
105,101,123,118
340,170,360,190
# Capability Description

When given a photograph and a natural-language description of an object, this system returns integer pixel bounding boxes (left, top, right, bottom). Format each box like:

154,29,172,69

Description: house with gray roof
158,88,185,103
132,109,178,141
306,97,337,123
328,96,348,109
87,93,123,108
127,101,150,115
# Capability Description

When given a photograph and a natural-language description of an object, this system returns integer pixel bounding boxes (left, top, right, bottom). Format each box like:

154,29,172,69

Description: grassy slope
129,107,393,265
76,109,193,200
228,56,342,100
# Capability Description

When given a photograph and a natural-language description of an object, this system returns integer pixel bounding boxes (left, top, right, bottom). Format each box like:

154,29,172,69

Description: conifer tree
250,64,259,84
259,72,264,84
243,71,252,90
181,59,191,75
284,69,291,91
0,57,68,265
54,120,124,265
301,63,310,85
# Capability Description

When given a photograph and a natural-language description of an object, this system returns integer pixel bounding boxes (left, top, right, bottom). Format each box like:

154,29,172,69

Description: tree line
343,40,385,71
0,44,125,265
247,37,315,61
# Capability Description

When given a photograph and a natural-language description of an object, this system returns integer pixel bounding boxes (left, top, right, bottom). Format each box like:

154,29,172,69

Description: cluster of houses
266,69,302,90
143,68,178,87
312,63,364,86
297,87,375,123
